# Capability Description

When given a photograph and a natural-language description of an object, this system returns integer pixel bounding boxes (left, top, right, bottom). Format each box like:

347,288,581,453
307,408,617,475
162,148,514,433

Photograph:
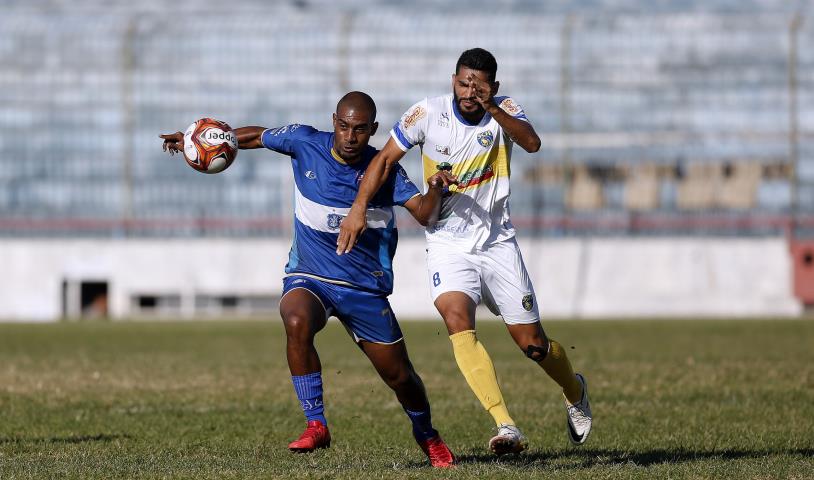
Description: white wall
0,237,801,321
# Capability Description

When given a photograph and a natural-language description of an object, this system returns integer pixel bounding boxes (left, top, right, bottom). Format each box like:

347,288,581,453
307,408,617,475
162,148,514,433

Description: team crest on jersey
402,106,427,128
522,294,534,312
477,130,495,148
326,213,344,230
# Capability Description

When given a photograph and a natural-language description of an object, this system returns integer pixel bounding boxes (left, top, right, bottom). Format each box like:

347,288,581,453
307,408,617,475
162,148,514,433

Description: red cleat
416,435,456,468
288,420,331,453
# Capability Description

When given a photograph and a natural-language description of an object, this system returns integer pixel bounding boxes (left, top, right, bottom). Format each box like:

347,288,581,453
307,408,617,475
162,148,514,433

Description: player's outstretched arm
467,73,541,153
232,126,267,149
403,171,458,227
159,126,268,155
337,138,407,254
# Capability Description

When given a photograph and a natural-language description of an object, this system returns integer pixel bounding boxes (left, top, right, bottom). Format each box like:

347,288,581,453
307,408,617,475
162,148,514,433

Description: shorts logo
522,294,534,312
477,130,494,148
371,271,384,277
402,106,427,129
326,213,343,230
305,170,317,180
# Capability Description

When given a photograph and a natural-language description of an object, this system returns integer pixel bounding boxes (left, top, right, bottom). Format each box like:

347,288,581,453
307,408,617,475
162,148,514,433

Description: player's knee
282,313,314,341
524,341,549,362
381,365,416,391
441,309,474,334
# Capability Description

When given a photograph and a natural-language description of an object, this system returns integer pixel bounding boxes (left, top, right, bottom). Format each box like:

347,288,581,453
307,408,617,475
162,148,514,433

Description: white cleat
565,373,592,445
489,424,528,455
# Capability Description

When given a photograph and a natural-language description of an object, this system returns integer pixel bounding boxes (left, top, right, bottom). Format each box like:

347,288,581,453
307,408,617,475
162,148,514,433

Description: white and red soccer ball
183,118,238,174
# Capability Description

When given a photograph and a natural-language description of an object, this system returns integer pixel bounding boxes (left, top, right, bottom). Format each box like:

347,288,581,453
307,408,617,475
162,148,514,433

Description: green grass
0,318,812,479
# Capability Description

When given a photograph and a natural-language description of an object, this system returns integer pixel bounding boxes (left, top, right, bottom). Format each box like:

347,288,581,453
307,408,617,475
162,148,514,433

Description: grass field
0,318,812,479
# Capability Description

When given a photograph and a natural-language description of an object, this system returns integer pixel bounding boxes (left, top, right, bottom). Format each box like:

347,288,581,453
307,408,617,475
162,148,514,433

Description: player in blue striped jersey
160,92,457,467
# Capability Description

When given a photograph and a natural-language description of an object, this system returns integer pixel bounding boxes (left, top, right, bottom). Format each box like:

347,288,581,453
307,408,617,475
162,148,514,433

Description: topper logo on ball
204,129,236,144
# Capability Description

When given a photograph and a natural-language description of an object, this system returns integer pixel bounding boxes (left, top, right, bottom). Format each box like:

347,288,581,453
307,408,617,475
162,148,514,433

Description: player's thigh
280,277,332,335
333,288,404,345
480,238,540,325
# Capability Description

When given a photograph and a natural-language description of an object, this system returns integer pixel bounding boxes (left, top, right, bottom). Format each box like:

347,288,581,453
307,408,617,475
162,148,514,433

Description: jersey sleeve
496,96,529,122
389,99,429,152
260,124,318,155
390,164,421,206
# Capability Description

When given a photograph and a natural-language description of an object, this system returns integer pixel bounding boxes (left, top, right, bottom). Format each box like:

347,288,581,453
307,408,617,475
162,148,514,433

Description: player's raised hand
466,73,498,110
160,132,184,155
336,206,366,255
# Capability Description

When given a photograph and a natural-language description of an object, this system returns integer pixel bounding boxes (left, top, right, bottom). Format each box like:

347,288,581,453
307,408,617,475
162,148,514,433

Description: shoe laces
302,422,325,439
568,403,590,427
496,424,521,439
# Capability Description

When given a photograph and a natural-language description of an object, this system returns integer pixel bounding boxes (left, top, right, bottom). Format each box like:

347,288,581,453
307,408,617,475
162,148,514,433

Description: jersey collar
330,147,348,165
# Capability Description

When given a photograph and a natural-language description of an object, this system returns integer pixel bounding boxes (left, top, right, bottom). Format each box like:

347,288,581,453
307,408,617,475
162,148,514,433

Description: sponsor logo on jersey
477,130,495,148
499,98,521,116
268,124,301,136
402,106,427,128
305,170,317,180
522,294,534,311
326,213,343,230
456,165,494,189
435,145,450,155
438,112,450,127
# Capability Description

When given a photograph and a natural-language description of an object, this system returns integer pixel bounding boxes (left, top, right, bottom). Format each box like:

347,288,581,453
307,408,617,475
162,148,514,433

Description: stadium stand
0,1,810,236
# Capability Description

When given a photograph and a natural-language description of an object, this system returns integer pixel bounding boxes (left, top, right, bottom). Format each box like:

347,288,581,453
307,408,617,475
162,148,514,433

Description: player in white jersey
338,49,592,454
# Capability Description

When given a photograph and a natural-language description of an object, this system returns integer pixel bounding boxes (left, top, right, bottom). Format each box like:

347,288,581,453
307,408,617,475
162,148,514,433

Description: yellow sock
539,339,583,404
449,330,514,427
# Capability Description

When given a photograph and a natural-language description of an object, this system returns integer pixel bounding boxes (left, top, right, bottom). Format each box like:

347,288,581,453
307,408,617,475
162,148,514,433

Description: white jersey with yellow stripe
390,93,528,252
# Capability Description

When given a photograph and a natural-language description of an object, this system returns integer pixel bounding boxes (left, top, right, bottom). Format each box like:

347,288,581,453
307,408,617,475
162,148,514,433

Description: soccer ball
183,118,238,174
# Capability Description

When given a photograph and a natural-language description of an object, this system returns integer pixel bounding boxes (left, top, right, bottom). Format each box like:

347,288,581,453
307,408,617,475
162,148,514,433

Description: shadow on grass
0,433,131,445
448,447,814,468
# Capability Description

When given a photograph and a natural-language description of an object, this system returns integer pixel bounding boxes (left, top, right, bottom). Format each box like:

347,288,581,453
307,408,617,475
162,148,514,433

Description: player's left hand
466,73,498,110
160,132,184,155
337,205,366,255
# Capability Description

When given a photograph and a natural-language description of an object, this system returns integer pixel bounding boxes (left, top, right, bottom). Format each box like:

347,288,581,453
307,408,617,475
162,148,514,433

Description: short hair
455,48,498,81
336,91,377,123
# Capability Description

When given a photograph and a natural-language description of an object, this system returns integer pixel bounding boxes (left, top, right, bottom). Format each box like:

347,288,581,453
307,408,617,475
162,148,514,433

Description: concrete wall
0,237,801,321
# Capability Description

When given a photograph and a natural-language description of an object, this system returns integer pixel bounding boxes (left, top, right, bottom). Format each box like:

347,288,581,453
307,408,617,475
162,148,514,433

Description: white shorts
426,237,540,325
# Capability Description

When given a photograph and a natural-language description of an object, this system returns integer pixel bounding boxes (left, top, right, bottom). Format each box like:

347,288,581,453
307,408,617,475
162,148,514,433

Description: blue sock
404,407,438,441
291,372,327,426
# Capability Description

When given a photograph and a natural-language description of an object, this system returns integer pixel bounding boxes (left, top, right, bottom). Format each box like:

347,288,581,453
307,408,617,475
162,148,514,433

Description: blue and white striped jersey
261,124,420,295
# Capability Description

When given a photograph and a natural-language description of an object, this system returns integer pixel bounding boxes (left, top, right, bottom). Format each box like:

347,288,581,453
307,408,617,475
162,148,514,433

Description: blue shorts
282,275,404,345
